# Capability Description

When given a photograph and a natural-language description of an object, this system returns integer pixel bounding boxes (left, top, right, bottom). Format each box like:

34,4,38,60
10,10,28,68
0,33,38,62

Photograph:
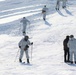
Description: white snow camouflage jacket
19,38,31,50
20,18,30,25
42,7,48,13
68,38,76,51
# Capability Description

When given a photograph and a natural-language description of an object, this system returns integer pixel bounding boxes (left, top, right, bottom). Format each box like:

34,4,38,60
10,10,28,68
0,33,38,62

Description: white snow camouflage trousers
43,12,46,20
22,24,27,36
62,0,67,7
56,0,60,9
56,0,67,9
19,49,29,60
69,49,76,62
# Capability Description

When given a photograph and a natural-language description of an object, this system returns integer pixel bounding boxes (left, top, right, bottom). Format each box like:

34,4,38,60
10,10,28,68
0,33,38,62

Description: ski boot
19,59,22,63
27,59,30,63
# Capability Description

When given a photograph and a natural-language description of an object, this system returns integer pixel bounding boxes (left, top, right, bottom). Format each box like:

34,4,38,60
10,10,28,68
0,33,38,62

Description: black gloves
26,45,29,48
24,45,29,51
31,42,33,45
23,31,25,33
19,46,21,48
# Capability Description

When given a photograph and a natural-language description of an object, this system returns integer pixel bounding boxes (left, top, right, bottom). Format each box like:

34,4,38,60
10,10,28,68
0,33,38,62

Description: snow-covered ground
0,0,76,75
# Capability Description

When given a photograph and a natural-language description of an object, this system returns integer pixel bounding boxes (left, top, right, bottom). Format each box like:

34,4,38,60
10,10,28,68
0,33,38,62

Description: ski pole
14,49,19,62
31,45,33,61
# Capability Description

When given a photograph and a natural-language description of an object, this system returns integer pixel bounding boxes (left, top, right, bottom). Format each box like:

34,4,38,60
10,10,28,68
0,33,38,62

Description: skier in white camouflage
42,5,48,21
18,35,33,63
20,17,30,36
62,0,67,8
56,0,67,10
68,35,76,64
56,0,60,10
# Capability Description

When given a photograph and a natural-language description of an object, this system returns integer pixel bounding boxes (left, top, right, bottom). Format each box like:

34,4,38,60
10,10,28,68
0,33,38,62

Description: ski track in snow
0,0,76,75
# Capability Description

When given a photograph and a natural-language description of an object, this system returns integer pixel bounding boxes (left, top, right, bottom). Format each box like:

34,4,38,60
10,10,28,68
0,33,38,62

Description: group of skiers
42,0,68,20
56,0,67,10
18,17,33,63
18,5,48,63
63,35,76,64
17,0,68,64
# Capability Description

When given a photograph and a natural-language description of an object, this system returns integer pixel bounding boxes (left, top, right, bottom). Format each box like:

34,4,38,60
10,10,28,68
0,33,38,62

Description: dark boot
23,31,25,33
62,6,64,8
19,59,22,63
23,31,26,34
55,8,57,10
70,61,73,64
62,6,66,9
57,8,59,10
75,61,76,64
55,8,59,10
67,60,70,63
27,59,30,63
64,60,67,63
43,18,45,21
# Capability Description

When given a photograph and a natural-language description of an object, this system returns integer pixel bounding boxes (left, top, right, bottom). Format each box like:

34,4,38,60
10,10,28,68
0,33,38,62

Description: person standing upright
56,0,67,10
56,0,60,10
62,0,67,8
68,35,76,64
20,17,30,36
42,5,48,21
18,35,33,63
63,35,69,63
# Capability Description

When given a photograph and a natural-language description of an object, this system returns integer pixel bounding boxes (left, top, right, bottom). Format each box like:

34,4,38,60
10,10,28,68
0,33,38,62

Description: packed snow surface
0,0,76,75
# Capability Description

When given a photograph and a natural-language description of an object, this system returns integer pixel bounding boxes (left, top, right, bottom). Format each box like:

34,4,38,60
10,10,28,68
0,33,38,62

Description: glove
24,45,29,51
19,46,21,48
31,42,33,45
23,31,25,33
26,45,29,48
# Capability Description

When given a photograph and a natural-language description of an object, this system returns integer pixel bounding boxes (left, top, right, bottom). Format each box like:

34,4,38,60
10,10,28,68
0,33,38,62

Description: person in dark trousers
63,35,69,63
